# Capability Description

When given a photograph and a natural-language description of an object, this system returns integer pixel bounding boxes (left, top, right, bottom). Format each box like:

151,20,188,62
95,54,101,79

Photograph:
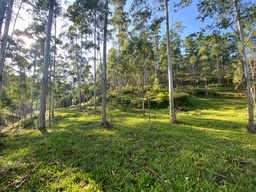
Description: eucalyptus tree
130,0,154,115
38,0,55,129
198,45,210,95
111,0,129,105
0,0,14,105
149,17,163,77
158,22,184,85
101,0,109,127
197,0,256,132
164,0,176,123
64,25,84,111
65,0,106,113
207,34,227,85
183,34,198,83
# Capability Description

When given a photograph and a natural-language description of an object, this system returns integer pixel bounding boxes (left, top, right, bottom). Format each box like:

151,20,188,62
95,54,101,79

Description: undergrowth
0,92,256,191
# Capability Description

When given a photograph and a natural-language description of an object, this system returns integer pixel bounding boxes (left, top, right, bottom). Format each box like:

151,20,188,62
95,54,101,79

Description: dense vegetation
0,0,255,129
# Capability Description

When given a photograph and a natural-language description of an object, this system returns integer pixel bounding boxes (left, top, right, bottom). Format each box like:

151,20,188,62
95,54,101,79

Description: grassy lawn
1,94,256,191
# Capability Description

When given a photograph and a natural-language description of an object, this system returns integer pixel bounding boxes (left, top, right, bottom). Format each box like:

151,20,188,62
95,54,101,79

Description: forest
0,0,256,191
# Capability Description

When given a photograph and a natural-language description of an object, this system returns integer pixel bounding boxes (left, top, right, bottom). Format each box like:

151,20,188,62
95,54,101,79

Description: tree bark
0,0,7,36
30,49,37,119
165,0,177,123
75,32,81,112
234,0,255,133
101,0,109,127
38,0,54,129
93,14,97,113
51,15,57,118
0,0,14,104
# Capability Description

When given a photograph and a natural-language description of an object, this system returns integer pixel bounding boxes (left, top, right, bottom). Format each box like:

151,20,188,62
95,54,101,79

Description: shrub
21,116,37,129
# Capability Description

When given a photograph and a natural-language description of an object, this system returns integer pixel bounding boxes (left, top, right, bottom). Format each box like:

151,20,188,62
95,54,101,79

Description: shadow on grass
178,117,246,131
1,94,255,191
188,96,247,111
1,111,256,191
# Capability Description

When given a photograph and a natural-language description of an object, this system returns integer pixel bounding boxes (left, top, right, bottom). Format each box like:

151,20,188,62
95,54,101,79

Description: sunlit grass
1,91,256,191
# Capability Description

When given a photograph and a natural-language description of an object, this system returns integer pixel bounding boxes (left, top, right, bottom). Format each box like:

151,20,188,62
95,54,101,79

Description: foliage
21,116,38,129
1,91,256,191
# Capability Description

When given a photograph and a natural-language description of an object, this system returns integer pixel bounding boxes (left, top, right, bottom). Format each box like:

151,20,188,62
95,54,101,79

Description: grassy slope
0,93,256,191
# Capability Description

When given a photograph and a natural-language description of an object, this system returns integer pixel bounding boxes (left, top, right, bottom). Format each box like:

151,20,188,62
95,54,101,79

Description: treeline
0,0,255,131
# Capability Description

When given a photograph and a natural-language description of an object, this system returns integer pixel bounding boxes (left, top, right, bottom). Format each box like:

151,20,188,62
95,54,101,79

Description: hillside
0,91,256,191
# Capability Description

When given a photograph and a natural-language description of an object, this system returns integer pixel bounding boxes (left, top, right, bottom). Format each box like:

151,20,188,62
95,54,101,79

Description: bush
21,116,37,129
149,91,191,110
175,85,196,95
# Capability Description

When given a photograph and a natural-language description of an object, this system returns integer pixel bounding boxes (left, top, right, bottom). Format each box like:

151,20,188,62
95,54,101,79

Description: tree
233,0,254,132
197,0,256,132
101,0,109,127
0,0,14,104
38,0,55,129
111,0,129,105
0,0,7,37
164,0,176,123
51,13,57,117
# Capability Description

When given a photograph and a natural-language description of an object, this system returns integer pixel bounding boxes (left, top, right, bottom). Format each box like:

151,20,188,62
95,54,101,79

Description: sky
123,0,213,39
13,0,211,42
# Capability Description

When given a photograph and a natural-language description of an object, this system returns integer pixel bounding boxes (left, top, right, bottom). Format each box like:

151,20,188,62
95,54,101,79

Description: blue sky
123,0,212,39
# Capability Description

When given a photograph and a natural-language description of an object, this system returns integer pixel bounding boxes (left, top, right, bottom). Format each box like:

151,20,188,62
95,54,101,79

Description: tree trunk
38,0,54,129
165,0,176,123
0,0,7,36
118,32,123,105
0,0,14,104
93,13,97,113
51,16,57,118
234,0,255,133
30,50,36,119
75,33,81,112
101,0,109,127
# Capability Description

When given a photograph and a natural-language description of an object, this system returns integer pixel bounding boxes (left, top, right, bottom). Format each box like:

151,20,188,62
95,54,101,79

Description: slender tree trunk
51,15,57,118
165,0,176,123
216,55,221,85
93,13,97,113
234,0,255,133
101,0,109,127
30,51,36,119
18,67,22,121
119,77,123,105
75,33,81,112
38,0,54,129
118,29,123,105
146,74,150,128
142,83,145,116
0,0,14,104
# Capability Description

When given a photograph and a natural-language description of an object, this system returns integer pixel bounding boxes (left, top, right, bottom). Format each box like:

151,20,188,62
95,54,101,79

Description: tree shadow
1,106,256,191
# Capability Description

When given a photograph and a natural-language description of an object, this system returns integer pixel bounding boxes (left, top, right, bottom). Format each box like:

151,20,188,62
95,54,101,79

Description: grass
1,91,256,191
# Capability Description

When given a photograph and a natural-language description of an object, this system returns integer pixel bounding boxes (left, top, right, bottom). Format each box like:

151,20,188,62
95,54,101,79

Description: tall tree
111,0,129,105
197,0,256,132
51,13,57,117
233,0,254,132
38,0,55,129
0,0,14,104
165,0,176,123
101,0,109,127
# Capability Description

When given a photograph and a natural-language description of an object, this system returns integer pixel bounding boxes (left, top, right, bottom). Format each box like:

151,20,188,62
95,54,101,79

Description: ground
0,91,256,191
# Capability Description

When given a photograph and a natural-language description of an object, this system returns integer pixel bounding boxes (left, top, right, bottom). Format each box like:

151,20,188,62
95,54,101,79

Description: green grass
1,93,256,191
